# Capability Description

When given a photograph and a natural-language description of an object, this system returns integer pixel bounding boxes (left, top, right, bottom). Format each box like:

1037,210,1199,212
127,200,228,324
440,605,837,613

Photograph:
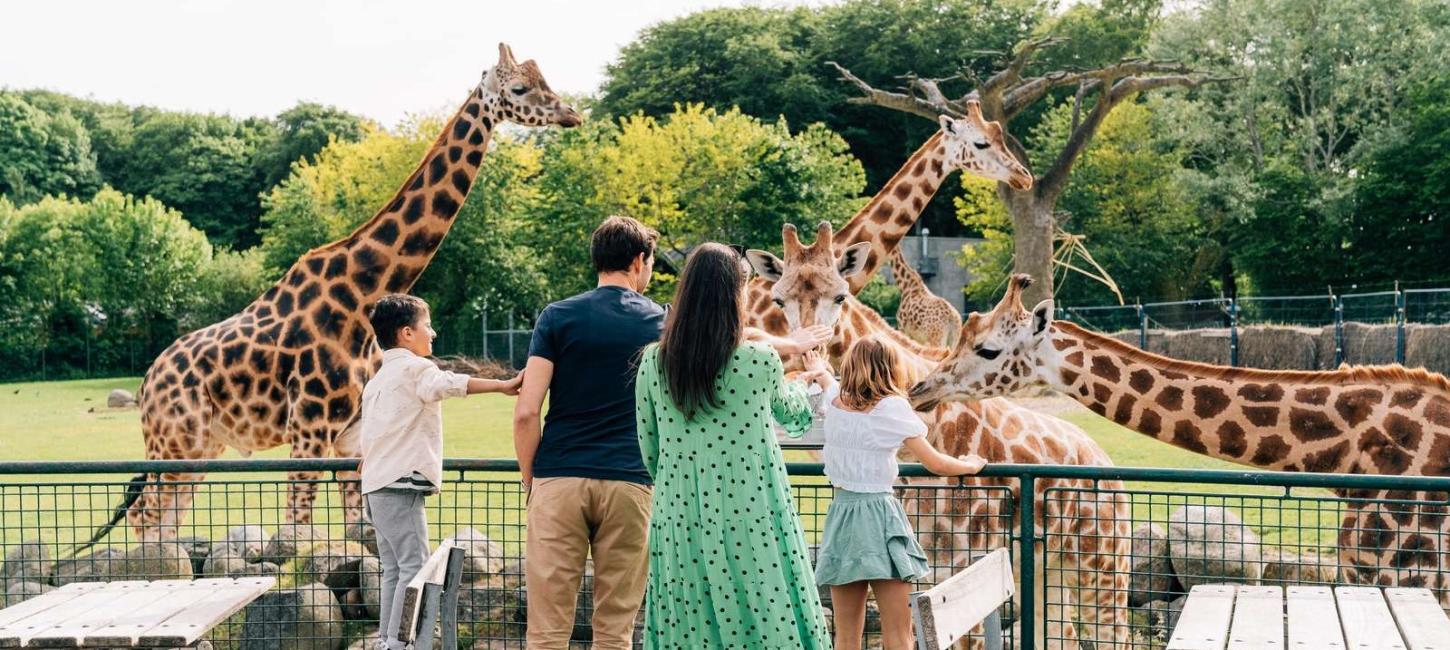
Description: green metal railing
2,459,1449,649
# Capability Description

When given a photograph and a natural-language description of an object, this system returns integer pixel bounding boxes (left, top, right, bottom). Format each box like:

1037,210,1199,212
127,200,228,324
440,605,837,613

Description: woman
635,242,832,649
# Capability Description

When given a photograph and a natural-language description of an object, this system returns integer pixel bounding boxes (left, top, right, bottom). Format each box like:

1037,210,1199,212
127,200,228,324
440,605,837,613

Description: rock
51,547,124,586
1167,595,1189,632
177,536,212,577
344,629,378,650
458,574,524,637
119,543,193,580
290,541,369,587
322,557,380,622
2,539,51,584
3,581,54,606
240,583,344,650
244,561,282,577
1166,506,1262,588
1136,599,1175,645
344,521,378,556
1129,523,1181,606
496,559,526,590
224,525,270,562
1260,547,1342,584
107,389,137,408
264,524,322,565
359,557,382,620
203,547,249,578
445,528,505,581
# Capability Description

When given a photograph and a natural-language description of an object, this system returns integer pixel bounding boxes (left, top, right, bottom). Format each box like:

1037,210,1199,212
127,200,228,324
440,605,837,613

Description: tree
255,102,370,189
0,93,102,204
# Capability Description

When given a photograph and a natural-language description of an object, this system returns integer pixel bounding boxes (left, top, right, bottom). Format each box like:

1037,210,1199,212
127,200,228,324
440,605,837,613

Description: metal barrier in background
2,459,1450,649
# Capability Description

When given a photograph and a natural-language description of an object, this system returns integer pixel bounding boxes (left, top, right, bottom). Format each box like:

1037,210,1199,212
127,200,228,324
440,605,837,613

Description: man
513,216,827,648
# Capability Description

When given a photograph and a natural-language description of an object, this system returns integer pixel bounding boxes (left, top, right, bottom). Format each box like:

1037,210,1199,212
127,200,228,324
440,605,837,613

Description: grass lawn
0,377,1343,550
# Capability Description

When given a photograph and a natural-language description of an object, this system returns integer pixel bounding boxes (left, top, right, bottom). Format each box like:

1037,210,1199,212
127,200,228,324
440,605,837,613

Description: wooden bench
1169,583,1450,650
395,542,465,650
0,577,274,649
910,547,1014,650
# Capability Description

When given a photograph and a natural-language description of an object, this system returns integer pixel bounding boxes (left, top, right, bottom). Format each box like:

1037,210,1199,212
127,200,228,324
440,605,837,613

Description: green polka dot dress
635,341,831,649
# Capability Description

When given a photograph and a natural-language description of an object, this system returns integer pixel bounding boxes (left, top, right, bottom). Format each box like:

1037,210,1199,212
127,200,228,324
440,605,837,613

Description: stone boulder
1129,523,1181,606
263,524,323,565
2,539,51,584
325,557,380,622
107,389,137,408
51,547,124,586
1167,506,1262,588
359,557,382,620
240,583,343,650
203,547,249,578
1260,547,1342,584
223,525,270,562
445,528,506,581
289,541,369,587
457,574,524,639
344,630,378,650
3,581,53,607
118,542,193,580
177,536,212,577
344,521,378,556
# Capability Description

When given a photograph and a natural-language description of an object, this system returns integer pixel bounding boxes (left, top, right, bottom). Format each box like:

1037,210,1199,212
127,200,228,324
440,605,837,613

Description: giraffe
908,273,1450,607
886,246,963,349
90,44,581,545
742,99,1032,340
748,223,1130,649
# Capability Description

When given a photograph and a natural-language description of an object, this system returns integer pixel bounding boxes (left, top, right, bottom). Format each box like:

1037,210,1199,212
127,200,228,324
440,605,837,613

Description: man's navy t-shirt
528,285,664,485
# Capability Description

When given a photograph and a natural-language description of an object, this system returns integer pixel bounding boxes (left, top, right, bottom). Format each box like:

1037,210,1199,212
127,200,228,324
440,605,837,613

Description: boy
360,294,523,650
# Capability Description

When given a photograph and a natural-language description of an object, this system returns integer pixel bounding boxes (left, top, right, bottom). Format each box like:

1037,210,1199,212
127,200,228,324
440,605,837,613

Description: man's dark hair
368,294,429,349
590,215,658,273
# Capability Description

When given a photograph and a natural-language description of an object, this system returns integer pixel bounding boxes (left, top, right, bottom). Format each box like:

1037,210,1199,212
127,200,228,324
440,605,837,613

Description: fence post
1395,287,1406,364
1333,296,1344,367
1136,304,1147,351
508,311,516,366
1017,473,1036,650
481,308,489,361
1228,298,1239,368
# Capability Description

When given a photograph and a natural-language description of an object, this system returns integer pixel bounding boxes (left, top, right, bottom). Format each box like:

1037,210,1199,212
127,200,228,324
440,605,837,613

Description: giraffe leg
1043,547,1080,650
129,389,220,541
333,418,364,524
286,441,325,525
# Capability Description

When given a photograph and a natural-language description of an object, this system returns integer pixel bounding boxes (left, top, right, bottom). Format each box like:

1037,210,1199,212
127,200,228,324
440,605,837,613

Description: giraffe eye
833,294,847,305
973,140,991,150
510,85,529,96
975,347,1001,360
772,298,785,308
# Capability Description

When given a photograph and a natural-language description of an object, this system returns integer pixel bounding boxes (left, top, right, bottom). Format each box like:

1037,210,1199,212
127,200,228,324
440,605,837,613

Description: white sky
0,0,821,126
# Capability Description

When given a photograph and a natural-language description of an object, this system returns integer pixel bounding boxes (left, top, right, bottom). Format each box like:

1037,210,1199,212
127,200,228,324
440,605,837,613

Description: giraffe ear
498,43,518,68
938,114,957,136
837,242,872,278
1031,299,1054,336
745,249,784,282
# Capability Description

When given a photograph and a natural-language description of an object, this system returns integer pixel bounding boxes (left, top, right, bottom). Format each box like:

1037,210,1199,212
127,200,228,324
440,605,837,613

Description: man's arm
512,356,554,492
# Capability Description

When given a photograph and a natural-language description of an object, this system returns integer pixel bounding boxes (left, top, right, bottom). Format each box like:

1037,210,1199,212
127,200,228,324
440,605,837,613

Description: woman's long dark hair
658,243,745,420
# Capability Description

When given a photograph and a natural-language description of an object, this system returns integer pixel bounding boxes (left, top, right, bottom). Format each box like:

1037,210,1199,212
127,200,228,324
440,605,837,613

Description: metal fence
2,459,1449,649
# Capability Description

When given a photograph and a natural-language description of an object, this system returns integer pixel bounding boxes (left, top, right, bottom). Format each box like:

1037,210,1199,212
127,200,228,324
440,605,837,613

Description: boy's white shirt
358,347,470,494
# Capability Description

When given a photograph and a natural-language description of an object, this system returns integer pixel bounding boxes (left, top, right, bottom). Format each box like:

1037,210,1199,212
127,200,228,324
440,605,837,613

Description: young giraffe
742,99,1032,337
98,45,581,544
886,246,963,349
749,224,1130,649
910,274,1450,607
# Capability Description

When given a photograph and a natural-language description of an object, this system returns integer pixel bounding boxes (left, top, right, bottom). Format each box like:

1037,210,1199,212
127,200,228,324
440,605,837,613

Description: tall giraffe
743,99,1032,339
749,224,1129,649
909,274,1450,606
98,45,580,544
886,246,962,349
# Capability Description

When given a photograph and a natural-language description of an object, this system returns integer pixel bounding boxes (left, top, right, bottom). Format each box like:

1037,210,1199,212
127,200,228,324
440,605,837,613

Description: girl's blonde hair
837,336,906,411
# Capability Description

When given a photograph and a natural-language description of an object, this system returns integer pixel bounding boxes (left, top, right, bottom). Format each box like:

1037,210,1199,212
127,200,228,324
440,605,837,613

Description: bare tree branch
826,61,945,120
981,36,1069,97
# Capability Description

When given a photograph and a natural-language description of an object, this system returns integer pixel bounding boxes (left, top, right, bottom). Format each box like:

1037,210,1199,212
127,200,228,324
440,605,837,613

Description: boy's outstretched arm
467,371,525,395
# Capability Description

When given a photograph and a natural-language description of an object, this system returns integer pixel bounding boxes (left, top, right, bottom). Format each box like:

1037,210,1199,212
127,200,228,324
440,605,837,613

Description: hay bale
1237,326,1320,370
1340,322,1398,365
1406,325,1450,376
1164,329,1232,366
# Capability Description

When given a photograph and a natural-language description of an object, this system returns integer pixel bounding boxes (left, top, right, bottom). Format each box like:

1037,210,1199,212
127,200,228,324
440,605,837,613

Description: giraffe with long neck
886,246,962,349
910,274,1450,605
106,45,581,543
750,224,1129,649
743,100,1032,338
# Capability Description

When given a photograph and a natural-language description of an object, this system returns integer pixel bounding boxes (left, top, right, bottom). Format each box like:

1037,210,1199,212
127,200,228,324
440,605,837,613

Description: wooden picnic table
1169,583,1450,650
0,577,274,649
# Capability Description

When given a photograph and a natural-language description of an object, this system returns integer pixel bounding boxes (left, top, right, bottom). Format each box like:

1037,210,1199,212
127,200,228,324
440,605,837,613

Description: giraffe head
746,221,871,331
909,274,1056,410
481,43,582,127
940,100,1033,191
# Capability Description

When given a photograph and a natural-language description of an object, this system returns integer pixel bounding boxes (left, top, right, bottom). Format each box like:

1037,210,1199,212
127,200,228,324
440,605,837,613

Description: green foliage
0,93,102,204
856,273,902,318
255,102,370,190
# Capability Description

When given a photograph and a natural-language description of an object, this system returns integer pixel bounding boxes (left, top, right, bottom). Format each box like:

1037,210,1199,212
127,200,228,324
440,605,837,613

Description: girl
813,335,986,650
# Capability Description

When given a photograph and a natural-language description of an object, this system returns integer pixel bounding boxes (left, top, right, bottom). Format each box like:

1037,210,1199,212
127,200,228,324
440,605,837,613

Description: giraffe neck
887,248,929,297
831,298,947,386
833,133,950,294
1041,321,1450,474
258,88,500,318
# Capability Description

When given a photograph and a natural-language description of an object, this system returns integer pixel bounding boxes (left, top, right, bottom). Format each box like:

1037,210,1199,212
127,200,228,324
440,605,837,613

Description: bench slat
1336,587,1407,650
1285,586,1345,650
0,582,150,648
398,543,454,643
82,579,237,647
1167,584,1235,650
132,577,274,647
1228,585,1284,649
910,547,1013,650
0,584,104,632
1384,587,1450,650
26,581,188,648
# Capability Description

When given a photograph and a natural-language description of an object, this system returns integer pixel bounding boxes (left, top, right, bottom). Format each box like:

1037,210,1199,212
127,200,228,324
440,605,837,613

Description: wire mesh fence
3,460,1449,649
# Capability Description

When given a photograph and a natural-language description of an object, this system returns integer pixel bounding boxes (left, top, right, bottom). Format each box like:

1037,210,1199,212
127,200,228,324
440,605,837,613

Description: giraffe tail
67,472,148,557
